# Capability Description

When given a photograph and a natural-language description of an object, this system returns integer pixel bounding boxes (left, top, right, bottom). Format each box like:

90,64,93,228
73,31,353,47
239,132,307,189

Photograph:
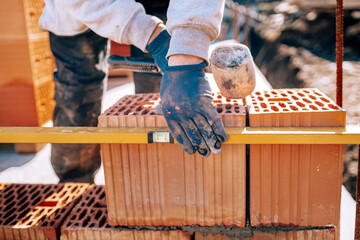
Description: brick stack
0,0,55,127
98,93,247,228
0,183,90,239
99,88,344,239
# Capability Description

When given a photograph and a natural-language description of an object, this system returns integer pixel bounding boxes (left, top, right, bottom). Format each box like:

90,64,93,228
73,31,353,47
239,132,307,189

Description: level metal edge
0,126,359,144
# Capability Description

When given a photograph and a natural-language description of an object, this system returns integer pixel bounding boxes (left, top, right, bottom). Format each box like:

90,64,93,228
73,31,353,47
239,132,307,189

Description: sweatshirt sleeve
166,0,225,62
57,0,162,51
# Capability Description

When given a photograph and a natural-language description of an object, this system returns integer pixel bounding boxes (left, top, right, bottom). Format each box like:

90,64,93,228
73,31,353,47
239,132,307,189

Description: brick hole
32,196,42,205
314,92,322,96
233,100,238,103
258,96,264,101
136,106,143,112
99,191,105,200
137,97,143,101
235,106,240,109
303,90,310,93
124,110,131,115
87,197,95,207
255,92,261,95
66,221,73,227
303,98,312,103
322,108,329,110
263,109,270,112
149,112,156,115
225,110,232,113
296,102,305,107
76,208,81,213
42,221,48,227
79,209,87,220
18,208,30,219
126,100,132,104
225,104,231,109
297,92,305,97
302,108,308,111
260,103,267,108
95,210,102,219
3,207,16,219
287,90,294,94
235,110,239,113
226,98,231,102
99,216,107,227
129,106,135,109
281,93,287,97
269,102,275,105
315,101,324,107
82,215,91,227
254,106,260,111
271,106,279,112
271,91,278,95
320,97,330,103
309,105,318,110
217,95,222,99
89,223,95,228
265,93,270,97
328,104,340,110
283,109,289,112
71,215,77,220
213,100,222,104
309,95,316,100
211,93,215,96
216,107,223,113
291,96,299,100
279,102,286,108
290,105,298,111
117,106,126,112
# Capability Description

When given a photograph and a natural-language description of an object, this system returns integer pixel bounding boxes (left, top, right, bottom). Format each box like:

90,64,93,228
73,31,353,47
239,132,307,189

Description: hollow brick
246,88,345,227
98,92,247,227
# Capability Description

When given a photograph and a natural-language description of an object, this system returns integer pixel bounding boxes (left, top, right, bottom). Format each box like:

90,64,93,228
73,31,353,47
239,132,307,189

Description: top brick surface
99,93,246,128
246,88,346,127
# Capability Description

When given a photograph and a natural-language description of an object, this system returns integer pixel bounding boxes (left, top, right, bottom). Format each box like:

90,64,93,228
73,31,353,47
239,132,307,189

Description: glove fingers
166,119,195,155
201,108,228,143
193,114,222,155
181,120,211,157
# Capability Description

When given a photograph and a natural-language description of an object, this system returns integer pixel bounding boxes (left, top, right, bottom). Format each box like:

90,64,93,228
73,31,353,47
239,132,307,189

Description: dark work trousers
49,30,108,183
49,3,168,183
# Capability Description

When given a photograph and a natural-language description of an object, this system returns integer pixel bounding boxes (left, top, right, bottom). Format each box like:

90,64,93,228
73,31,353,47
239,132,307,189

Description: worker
39,0,228,183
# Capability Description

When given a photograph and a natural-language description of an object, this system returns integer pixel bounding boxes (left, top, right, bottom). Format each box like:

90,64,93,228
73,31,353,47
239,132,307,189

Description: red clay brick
0,183,90,240
99,93,247,227
247,88,345,227
61,185,191,240
195,228,336,240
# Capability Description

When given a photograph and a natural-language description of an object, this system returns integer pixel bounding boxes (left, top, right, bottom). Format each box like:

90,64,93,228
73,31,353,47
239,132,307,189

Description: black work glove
146,29,170,73
160,62,228,157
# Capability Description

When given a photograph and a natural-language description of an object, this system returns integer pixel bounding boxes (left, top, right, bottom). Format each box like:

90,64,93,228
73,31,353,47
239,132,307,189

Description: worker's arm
39,0,162,51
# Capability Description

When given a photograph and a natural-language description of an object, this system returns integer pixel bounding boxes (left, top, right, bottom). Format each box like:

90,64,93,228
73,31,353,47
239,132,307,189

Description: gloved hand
160,61,228,157
146,29,170,73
